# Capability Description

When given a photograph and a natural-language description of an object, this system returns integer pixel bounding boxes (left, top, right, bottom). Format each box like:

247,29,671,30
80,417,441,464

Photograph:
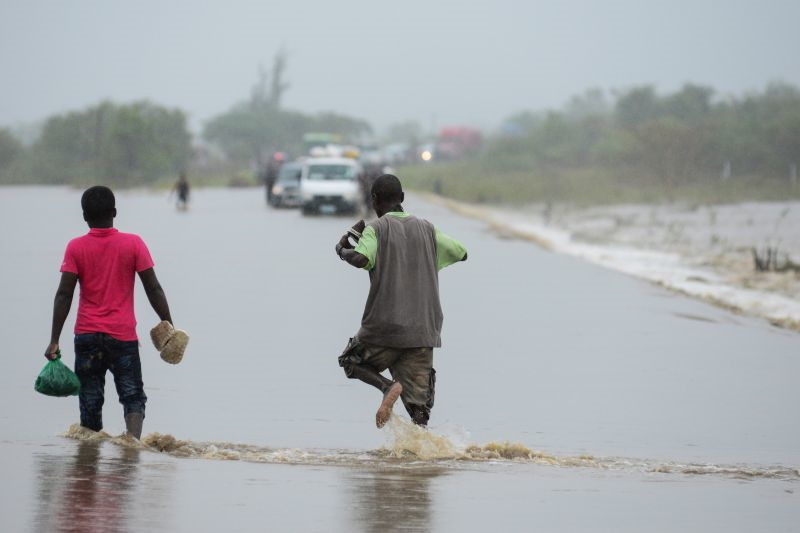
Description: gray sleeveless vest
357,214,443,348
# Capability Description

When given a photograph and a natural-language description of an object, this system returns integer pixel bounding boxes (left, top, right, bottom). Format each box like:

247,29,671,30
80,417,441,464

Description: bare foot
376,382,403,428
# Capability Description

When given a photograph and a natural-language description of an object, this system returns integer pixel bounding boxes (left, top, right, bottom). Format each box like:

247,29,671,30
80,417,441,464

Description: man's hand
339,233,354,249
336,220,369,268
44,343,59,360
335,232,353,259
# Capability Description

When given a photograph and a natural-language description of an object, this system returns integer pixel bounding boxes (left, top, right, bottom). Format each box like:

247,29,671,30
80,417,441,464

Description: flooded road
1,186,798,531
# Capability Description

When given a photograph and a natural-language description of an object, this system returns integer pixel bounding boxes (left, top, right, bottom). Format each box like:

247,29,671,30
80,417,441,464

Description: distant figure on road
334,174,467,428
263,151,285,204
44,186,177,439
173,172,190,210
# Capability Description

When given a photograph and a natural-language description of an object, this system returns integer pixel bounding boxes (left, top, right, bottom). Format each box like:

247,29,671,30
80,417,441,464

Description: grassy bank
397,157,800,207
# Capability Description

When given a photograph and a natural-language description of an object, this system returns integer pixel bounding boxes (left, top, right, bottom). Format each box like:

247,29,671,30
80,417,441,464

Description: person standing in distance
173,171,190,210
44,186,175,439
335,174,467,428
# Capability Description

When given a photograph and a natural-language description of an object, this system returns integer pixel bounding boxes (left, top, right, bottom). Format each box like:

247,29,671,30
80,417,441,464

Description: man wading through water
44,186,176,439
335,174,467,428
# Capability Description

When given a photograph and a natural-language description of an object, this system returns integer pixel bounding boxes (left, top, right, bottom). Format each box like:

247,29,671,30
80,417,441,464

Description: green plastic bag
34,350,81,397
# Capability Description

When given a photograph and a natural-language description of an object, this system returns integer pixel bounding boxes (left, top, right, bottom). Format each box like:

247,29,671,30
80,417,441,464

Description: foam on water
61,422,799,481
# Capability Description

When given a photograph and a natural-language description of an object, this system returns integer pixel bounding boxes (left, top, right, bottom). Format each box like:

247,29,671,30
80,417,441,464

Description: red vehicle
435,126,483,160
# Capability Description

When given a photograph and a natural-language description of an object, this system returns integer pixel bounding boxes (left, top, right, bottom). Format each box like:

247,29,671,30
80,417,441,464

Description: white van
299,156,362,215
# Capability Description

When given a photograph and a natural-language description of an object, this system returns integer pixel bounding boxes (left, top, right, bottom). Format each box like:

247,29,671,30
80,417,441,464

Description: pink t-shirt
60,228,154,341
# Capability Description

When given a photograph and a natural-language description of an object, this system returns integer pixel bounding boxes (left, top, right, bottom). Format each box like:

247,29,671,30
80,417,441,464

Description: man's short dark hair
371,174,403,203
81,186,116,221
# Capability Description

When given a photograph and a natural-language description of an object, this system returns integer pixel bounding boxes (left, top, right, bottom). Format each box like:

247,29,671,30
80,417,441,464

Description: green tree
268,48,290,110
0,128,24,177
530,111,573,164
311,112,372,141
663,84,714,123
634,116,711,187
503,110,544,134
204,103,312,163
204,53,372,164
27,101,190,185
565,88,610,120
758,82,800,176
615,86,661,127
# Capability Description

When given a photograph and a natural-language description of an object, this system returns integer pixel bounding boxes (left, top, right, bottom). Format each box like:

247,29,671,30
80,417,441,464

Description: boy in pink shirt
45,186,175,439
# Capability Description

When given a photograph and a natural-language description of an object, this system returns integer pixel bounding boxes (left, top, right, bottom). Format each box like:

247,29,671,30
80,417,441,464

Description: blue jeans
74,333,147,432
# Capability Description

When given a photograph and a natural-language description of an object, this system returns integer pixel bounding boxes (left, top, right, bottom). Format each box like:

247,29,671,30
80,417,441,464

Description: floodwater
1,186,798,532
474,200,800,328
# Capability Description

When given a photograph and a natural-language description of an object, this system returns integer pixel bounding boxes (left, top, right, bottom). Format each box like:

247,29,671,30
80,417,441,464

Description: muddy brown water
1,186,798,532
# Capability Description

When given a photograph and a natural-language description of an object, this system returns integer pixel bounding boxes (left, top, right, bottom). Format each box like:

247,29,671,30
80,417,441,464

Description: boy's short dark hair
371,174,403,203
81,186,116,221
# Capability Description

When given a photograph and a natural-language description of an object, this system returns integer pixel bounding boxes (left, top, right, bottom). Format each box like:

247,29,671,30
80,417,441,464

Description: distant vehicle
383,142,412,165
299,156,362,215
411,127,482,163
358,144,384,167
269,162,303,208
417,142,436,163
303,132,344,154
436,126,482,160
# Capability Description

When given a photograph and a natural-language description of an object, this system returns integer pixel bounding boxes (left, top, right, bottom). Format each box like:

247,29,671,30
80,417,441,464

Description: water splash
464,442,596,466
381,415,597,466
62,423,113,442
60,423,799,481
381,415,465,459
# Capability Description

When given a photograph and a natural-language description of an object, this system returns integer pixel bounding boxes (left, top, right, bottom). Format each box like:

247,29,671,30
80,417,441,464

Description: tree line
494,82,800,188
0,101,191,186
0,51,372,187
2,72,799,190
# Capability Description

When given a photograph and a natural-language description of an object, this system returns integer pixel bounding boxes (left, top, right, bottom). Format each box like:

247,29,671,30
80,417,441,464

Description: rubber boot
124,412,144,440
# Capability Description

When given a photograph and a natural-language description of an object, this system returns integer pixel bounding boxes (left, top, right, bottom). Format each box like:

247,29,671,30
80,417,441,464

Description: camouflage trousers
338,337,436,420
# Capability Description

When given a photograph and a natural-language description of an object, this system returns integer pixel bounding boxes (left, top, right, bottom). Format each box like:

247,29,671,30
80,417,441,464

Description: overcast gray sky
2,0,799,134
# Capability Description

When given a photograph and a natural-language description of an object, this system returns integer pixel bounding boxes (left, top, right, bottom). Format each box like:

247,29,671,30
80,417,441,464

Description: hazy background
1,5,799,530
2,0,800,132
